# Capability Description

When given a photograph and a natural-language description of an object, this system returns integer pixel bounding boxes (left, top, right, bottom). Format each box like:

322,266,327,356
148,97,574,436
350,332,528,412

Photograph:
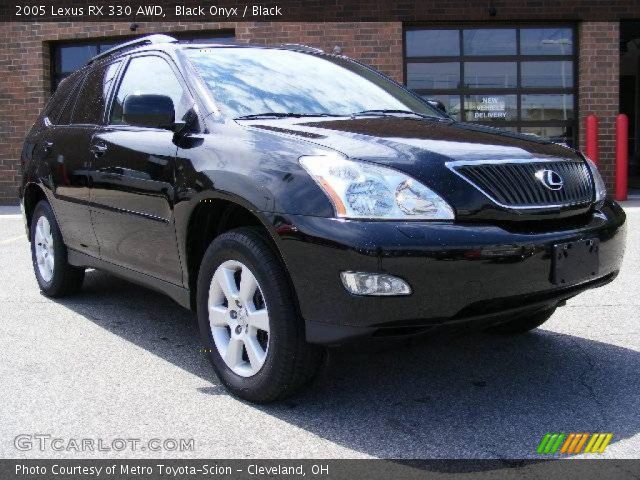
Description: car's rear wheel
196,227,323,403
30,200,84,296
485,307,556,334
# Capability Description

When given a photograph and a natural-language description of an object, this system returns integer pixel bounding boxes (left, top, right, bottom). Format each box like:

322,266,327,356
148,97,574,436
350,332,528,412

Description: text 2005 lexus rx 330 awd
19,35,626,402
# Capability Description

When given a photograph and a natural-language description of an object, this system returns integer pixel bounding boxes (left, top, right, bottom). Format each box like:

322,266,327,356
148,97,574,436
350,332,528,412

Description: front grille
452,161,594,208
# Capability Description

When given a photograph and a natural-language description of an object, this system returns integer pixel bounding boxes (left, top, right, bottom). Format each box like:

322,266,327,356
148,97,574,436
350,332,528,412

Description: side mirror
122,94,175,129
427,99,447,114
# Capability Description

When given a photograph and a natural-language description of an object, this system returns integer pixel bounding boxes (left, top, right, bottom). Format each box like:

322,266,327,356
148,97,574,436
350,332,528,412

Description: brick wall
578,22,620,191
0,21,403,204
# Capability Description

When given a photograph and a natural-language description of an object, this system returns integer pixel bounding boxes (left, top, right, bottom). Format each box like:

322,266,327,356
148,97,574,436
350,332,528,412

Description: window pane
521,61,573,87
111,56,186,125
463,29,516,55
58,45,98,73
521,94,574,120
464,62,517,88
58,76,84,125
464,94,517,122
520,28,573,55
177,35,236,44
98,42,121,53
406,30,460,57
407,62,460,89
421,94,461,120
521,126,570,144
72,61,121,125
43,74,81,123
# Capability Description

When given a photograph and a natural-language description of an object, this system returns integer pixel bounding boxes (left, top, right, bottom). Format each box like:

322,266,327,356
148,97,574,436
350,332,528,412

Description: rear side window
110,56,187,125
41,74,81,124
57,78,83,125
71,61,121,125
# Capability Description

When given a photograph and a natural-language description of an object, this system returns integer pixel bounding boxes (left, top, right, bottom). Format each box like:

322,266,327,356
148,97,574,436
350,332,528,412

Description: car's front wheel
30,200,85,296
196,227,323,403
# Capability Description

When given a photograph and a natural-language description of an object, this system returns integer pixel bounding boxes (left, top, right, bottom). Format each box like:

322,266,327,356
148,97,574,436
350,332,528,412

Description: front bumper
268,200,627,344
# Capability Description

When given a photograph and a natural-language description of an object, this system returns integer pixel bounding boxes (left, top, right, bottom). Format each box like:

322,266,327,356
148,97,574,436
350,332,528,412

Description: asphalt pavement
0,202,638,459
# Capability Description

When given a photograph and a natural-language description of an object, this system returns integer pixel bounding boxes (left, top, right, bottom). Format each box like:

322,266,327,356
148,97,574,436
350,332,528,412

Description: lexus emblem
535,169,564,191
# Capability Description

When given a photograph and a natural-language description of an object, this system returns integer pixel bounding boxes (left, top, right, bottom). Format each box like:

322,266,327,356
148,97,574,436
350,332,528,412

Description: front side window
184,47,443,119
71,61,121,125
110,56,187,125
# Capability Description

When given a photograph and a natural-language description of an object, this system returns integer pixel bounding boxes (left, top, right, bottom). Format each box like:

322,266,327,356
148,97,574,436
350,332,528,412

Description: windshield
183,47,444,119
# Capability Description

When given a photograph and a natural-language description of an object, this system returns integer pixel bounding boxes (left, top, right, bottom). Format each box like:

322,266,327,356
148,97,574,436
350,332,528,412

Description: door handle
90,143,108,157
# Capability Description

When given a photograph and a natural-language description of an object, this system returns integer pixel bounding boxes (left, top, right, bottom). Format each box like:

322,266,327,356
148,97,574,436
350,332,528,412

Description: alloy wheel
208,260,270,377
34,215,55,282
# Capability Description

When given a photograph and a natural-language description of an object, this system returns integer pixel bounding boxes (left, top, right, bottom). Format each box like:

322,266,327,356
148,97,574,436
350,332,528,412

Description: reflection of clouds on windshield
186,48,410,117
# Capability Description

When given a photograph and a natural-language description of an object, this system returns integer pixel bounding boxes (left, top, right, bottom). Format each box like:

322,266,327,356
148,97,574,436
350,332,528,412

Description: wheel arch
22,182,49,241
183,193,297,312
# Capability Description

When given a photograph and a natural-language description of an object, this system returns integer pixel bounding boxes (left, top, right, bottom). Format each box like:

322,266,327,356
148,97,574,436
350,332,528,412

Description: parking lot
0,202,638,459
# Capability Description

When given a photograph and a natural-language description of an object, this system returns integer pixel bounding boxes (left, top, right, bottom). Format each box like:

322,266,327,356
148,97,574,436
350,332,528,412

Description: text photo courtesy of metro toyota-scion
1,1,640,479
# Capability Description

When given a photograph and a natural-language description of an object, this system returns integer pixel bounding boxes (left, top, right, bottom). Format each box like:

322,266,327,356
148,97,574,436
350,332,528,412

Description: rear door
41,61,120,257
88,54,191,284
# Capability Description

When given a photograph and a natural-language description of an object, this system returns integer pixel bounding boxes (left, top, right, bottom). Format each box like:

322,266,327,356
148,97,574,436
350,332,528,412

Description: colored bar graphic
574,433,589,454
560,433,575,454
584,434,599,453
537,434,551,454
597,434,613,453
550,434,565,454
538,433,612,455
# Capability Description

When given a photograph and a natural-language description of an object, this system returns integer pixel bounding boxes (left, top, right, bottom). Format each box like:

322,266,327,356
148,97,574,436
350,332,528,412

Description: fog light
340,271,411,296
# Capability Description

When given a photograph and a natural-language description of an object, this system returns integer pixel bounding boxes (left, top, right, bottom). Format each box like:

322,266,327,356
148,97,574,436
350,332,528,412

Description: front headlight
583,155,606,207
299,154,454,220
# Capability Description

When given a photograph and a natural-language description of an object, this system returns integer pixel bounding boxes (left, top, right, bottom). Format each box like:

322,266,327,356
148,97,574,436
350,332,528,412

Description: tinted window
407,62,460,89
464,95,517,123
464,62,517,88
405,30,459,57
521,94,574,120
404,25,577,145
110,56,187,125
520,28,573,55
42,74,81,124
71,61,121,125
57,77,84,125
521,61,573,88
463,29,516,55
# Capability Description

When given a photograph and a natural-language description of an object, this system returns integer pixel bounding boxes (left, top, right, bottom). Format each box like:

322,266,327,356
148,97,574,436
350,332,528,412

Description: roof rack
87,34,178,65
280,43,324,54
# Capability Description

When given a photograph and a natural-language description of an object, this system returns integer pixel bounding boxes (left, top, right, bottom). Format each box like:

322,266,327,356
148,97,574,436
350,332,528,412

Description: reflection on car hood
242,116,579,165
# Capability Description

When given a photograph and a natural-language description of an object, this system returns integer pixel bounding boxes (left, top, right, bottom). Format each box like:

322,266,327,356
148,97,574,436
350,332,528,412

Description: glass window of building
405,26,576,145
51,31,235,90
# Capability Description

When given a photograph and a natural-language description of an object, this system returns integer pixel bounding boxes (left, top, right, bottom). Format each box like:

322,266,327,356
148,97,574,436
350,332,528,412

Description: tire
196,227,323,403
485,307,556,334
30,200,85,297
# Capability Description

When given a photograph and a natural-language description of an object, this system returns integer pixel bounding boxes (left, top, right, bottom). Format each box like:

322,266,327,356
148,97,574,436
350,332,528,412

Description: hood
241,116,579,165
238,116,592,223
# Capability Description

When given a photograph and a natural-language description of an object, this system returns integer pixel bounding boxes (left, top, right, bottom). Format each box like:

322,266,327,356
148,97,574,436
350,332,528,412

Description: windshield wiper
234,112,343,120
350,109,444,120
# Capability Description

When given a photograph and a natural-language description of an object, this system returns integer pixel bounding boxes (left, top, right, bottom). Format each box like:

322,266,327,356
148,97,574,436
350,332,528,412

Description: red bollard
586,114,599,166
615,114,628,201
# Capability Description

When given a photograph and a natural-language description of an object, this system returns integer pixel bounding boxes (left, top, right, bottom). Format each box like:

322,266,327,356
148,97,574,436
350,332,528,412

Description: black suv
20,35,626,402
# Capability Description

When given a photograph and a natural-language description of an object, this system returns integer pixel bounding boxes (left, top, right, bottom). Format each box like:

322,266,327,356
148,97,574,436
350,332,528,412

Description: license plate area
551,239,600,286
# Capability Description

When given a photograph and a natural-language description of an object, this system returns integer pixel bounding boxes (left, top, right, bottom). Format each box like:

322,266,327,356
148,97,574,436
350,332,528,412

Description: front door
89,54,191,285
